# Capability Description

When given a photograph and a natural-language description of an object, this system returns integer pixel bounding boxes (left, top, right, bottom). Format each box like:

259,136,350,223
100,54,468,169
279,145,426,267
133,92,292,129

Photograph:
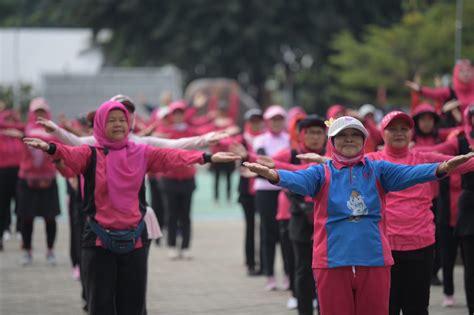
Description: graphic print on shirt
346,190,368,222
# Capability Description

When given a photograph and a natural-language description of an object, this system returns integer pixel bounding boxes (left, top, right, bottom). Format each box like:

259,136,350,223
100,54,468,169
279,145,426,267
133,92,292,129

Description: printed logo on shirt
346,190,368,222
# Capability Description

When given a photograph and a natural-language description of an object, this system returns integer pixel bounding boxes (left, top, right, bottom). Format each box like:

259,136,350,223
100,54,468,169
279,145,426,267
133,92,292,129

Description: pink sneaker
281,275,290,290
265,276,277,291
72,265,80,281
442,295,455,307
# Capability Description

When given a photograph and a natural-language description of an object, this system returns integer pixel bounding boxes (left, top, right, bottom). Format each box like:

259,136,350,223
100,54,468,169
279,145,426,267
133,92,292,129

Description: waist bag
89,219,145,254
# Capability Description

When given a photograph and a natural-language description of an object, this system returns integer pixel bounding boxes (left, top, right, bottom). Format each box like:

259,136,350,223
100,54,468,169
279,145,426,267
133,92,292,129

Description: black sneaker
247,267,264,276
431,274,442,286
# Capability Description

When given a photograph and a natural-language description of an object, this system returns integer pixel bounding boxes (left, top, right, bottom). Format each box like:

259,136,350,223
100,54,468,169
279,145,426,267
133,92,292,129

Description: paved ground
0,218,470,315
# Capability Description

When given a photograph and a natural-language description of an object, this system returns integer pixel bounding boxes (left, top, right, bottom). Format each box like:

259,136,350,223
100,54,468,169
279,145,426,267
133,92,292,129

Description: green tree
325,1,474,108
0,0,403,106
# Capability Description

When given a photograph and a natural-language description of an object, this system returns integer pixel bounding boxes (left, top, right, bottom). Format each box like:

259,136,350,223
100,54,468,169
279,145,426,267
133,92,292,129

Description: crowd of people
0,59,474,315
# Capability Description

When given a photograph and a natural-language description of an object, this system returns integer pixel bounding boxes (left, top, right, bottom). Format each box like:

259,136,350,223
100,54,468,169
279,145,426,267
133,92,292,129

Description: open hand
438,152,474,174
204,131,229,146
404,80,420,92
36,117,57,133
23,137,50,151
442,100,460,113
239,166,258,178
242,162,279,182
256,155,275,169
193,91,208,109
296,153,328,164
224,125,241,136
211,152,241,163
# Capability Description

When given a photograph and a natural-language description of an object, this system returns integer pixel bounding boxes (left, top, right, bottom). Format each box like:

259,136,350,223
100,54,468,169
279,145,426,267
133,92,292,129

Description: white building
0,28,102,90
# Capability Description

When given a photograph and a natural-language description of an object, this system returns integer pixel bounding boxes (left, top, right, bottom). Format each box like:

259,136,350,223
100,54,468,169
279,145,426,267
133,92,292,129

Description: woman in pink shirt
366,111,474,315
16,98,60,266
24,100,239,315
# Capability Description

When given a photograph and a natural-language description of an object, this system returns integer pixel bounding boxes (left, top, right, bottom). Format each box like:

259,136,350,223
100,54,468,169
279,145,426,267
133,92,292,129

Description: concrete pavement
0,217,470,315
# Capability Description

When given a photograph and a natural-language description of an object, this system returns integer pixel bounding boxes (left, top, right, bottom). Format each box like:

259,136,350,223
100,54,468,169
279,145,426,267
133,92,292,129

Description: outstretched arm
23,138,91,174
380,152,474,192
37,117,95,146
146,147,240,173
138,131,229,149
435,152,474,175
243,162,323,197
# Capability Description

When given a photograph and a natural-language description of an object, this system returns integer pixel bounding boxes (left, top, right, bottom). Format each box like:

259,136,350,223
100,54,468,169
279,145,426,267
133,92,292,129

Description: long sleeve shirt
276,158,440,268
50,142,206,231
366,150,474,251
51,123,211,149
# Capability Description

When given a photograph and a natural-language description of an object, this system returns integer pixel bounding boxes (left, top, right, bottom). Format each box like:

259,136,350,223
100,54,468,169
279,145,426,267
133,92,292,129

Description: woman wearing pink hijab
406,59,474,123
24,100,239,315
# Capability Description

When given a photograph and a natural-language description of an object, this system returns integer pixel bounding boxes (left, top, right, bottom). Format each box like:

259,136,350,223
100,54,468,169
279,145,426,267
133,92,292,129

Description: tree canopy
325,1,474,107
0,0,403,108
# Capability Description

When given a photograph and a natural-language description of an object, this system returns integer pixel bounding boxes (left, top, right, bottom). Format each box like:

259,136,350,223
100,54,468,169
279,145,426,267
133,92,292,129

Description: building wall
43,66,182,119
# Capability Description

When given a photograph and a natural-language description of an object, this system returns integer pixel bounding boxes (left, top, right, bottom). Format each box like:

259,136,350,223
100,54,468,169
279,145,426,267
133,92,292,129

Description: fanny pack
26,178,53,189
89,219,145,254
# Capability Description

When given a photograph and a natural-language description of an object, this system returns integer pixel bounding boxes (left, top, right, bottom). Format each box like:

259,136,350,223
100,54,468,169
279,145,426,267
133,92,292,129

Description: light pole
454,0,463,63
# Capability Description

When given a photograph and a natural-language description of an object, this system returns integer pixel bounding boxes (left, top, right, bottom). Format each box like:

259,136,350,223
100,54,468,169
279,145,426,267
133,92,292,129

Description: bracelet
203,153,213,164
46,143,57,155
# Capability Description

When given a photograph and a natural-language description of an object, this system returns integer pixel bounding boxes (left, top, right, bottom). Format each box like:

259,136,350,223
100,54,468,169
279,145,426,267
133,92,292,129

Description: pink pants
314,266,391,315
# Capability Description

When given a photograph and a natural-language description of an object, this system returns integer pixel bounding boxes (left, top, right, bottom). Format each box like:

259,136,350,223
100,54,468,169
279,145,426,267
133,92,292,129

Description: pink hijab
328,137,366,167
93,101,147,214
453,60,474,114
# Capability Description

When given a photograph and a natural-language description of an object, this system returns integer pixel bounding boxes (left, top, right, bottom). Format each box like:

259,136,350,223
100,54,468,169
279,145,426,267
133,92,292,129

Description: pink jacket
51,142,206,231
366,149,474,251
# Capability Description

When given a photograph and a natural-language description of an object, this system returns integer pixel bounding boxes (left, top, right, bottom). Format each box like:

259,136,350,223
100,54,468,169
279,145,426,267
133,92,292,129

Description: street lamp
454,0,463,62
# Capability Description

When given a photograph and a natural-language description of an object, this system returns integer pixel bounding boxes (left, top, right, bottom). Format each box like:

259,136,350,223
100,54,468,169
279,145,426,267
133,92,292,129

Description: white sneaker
20,251,33,266
46,250,56,266
167,248,180,260
313,299,318,309
286,297,298,309
181,249,193,260
3,230,11,241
